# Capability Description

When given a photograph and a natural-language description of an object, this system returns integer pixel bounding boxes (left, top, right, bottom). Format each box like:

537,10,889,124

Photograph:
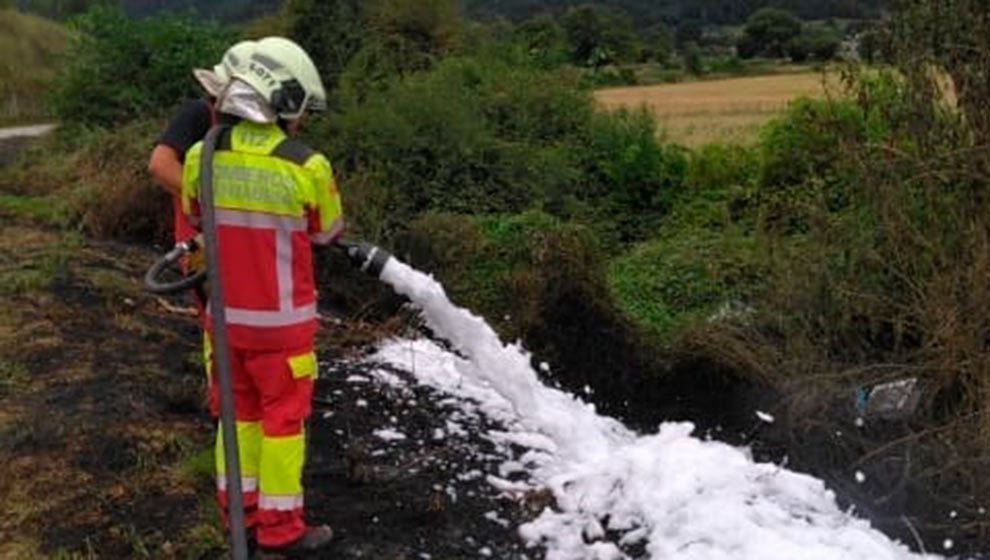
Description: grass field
0,9,72,124
595,72,834,147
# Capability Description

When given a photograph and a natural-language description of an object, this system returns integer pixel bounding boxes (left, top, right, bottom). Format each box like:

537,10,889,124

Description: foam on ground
374,257,936,560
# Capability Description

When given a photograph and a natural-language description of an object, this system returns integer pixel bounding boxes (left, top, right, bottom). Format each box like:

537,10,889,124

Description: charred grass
0,215,220,558
0,118,174,245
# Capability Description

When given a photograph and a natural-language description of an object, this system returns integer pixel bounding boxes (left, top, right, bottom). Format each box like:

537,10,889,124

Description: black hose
143,241,207,295
199,124,250,560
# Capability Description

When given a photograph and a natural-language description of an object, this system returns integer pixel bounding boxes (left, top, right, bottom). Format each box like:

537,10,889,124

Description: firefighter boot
257,525,333,558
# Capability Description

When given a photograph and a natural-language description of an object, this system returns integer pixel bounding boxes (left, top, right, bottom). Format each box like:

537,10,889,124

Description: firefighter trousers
205,335,317,547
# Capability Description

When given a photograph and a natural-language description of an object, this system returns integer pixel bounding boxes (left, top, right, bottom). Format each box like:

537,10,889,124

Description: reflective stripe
215,208,306,231
259,493,304,511
226,304,317,327
208,207,316,328
217,475,259,492
276,225,293,310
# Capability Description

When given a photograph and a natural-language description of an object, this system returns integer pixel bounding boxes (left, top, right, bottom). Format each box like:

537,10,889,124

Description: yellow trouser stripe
216,421,262,480
259,431,305,496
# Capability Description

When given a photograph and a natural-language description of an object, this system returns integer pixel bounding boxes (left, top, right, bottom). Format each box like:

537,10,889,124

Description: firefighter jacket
181,120,344,350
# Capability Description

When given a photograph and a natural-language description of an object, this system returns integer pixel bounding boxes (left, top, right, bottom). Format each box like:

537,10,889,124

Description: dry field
595,72,834,147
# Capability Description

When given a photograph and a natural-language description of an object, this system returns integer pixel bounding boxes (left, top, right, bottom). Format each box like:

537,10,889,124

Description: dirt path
0,123,56,167
0,123,57,140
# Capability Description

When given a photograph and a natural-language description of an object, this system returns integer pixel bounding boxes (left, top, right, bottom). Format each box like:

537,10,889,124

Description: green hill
463,0,882,26
0,8,71,123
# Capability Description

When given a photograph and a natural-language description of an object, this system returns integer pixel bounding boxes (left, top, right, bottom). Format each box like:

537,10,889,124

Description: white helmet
235,36,327,121
193,40,257,99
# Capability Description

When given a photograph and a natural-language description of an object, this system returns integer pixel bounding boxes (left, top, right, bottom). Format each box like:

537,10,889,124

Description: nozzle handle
333,240,392,278
144,238,207,295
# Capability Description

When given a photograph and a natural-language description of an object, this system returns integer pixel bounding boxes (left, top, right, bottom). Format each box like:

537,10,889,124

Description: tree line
462,0,882,27
15,0,880,25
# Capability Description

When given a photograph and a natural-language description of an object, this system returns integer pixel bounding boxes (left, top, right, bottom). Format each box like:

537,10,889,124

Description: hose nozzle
336,240,392,278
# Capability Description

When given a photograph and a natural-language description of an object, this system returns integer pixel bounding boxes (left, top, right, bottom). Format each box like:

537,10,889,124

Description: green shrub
312,54,593,241
399,209,658,411
398,210,565,328
707,55,745,75
578,109,689,244
609,226,765,343
688,142,760,193
48,6,231,126
787,27,841,62
755,72,915,236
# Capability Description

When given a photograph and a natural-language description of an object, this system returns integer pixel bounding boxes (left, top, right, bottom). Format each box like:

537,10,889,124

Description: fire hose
143,126,390,559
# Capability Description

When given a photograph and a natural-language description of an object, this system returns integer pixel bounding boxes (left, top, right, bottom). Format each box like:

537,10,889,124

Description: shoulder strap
216,126,233,152
270,138,316,166
205,99,218,126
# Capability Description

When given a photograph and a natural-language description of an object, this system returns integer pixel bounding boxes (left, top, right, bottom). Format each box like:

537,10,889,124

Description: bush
609,225,765,343
48,6,231,126
0,119,172,242
682,42,704,75
739,8,803,59
787,27,841,62
579,109,689,244
708,55,745,75
310,53,594,241
398,209,660,418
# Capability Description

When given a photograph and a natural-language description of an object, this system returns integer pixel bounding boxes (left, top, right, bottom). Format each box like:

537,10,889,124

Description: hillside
16,0,882,26
16,0,280,21
0,9,71,124
463,0,882,26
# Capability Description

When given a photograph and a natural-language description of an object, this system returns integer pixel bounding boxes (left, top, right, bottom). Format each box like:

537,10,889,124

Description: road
0,123,57,140
0,123,56,166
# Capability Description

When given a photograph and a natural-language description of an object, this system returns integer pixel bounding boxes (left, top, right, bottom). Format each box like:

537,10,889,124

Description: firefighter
148,40,256,248
180,37,342,556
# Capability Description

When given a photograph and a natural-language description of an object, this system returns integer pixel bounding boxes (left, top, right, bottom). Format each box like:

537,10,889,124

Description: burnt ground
0,214,220,558
304,360,543,560
0,198,544,558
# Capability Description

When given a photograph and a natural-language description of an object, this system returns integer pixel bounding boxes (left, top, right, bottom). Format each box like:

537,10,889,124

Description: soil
0,194,541,558
2,131,987,559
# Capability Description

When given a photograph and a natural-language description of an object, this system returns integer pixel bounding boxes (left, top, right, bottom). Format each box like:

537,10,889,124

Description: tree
738,7,802,58
682,41,704,75
675,19,702,48
287,0,367,91
787,26,841,62
562,4,637,67
514,14,569,67
640,25,674,64
49,5,231,125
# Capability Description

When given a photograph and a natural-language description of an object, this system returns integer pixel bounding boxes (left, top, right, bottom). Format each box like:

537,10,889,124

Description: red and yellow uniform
182,119,343,548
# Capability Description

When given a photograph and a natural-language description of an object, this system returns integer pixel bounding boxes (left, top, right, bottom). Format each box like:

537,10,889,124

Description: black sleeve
156,99,213,161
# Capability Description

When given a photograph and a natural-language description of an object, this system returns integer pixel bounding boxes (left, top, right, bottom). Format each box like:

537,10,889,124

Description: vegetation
6,0,990,555
736,8,803,59
461,0,882,27
49,5,230,126
16,0,281,21
0,8,72,123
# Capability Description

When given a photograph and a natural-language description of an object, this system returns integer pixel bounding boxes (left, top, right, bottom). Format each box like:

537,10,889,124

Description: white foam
374,257,936,560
